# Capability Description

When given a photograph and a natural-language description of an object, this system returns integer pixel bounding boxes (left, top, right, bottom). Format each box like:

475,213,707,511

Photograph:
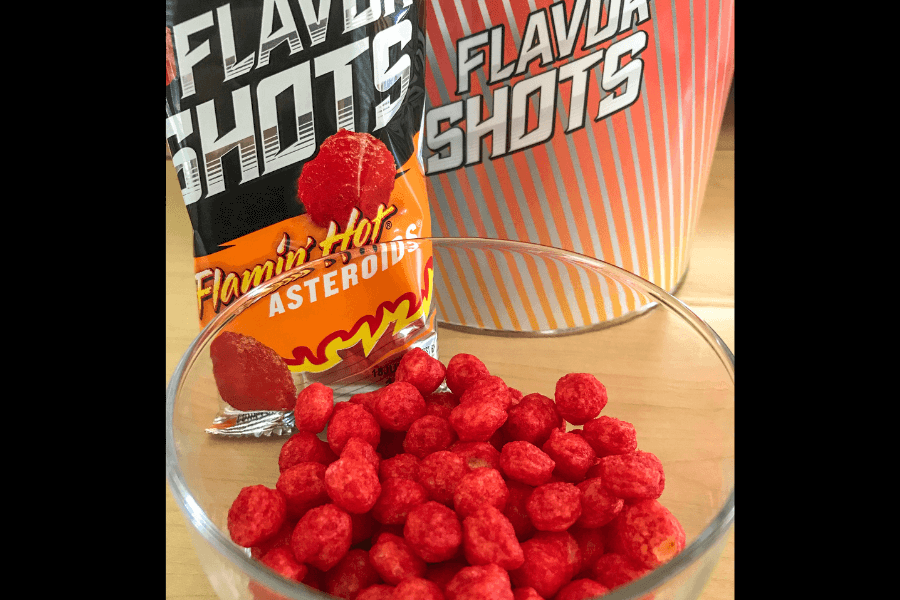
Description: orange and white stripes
424,0,735,332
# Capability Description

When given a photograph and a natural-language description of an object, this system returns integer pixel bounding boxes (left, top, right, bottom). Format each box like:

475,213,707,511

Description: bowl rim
166,236,734,600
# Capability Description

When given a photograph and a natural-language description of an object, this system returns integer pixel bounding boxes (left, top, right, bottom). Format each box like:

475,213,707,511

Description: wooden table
166,95,734,600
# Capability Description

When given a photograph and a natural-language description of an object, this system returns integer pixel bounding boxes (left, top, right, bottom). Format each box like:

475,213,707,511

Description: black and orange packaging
166,0,434,435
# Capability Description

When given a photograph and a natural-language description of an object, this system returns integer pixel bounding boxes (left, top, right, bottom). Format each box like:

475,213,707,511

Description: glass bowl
166,237,734,600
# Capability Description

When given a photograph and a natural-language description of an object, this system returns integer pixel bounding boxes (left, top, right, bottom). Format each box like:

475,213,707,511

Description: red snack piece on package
449,398,508,443
445,354,490,395
597,451,664,500
323,548,382,600
404,501,463,562
554,578,610,600
591,552,651,590
372,382,427,432
371,477,428,525
526,482,583,532
403,415,457,458
610,499,685,569
379,453,420,482
276,461,330,518
576,477,624,528
294,382,334,433
227,485,287,548
368,532,427,584
296,129,396,227
416,451,469,505
452,467,510,519
554,373,608,425
393,577,445,600
210,331,296,412
541,429,596,483
445,563,514,600
459,375,512,411
258,547,308,582
502,393,563,447
327,402,381,455
425,561,466,594
279,431,337,472
341,437,381,471
568,525,605,575
290,503,353,571
325,457,382,514
510,531,580,598
581,416,638,457
500,441,556,487
450,441,501,471
503,480,536,541
395,348,447,396
356,584,396,600
462,504,525,570
165,26,176,86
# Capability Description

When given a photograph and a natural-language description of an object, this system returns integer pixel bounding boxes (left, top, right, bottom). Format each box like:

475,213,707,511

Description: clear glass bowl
166,237,734,600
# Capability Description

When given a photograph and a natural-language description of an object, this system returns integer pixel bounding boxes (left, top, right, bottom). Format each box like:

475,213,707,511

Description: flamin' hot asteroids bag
166,0,435,436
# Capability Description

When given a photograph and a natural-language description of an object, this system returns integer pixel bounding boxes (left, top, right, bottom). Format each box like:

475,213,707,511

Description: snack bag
166,0,434,436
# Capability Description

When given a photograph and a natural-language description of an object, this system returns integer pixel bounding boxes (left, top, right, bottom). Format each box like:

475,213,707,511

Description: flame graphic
284,256,434,373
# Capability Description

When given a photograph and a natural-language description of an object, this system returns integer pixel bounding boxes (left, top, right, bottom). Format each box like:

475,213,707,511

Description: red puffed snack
462,504,525,570
511,588,544,600
350,389,381,414
445,354,490,395
502,393,563,447
554,578,609,600
290,503,353,571
279,431,337,472
526,482,582,532
404,501,463,562
509,533,575,599
541,429,596,482
258,547,308,582
568,525,605,575
500,441,556,487
581,416,638,457
576,477,624,528
596,452,664,500
350,511,377,546
591,552,651,590
449,398,508,443
508,387,524,406
425,391,460,420
403,415,457,458
425,561,466,594
276,461,330,518
296,129,396,227
210,331,296,412
379,453,420,482
323,548,381,600
341,437,381,472
445,563,514,600
294,382,334,433
393,577,445,600
395,348,447,396
227,485,287,548
610,499,685,569
372,382,427,432
356,584,396,600
554,373,608,425
371,477,428,525
368,532,427,584
251,516,297,559
325,457,382,514
327,402,381,455
503,480,536,541
453,467,510,519
416,451,469,505
450,441,501,471
375,429,407,461
459,375,512,411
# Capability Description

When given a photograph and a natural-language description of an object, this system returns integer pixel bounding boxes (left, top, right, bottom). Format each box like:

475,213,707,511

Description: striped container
423,0,734,332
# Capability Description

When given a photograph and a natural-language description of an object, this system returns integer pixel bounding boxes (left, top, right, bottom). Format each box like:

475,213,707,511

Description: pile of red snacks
227,349,686,600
